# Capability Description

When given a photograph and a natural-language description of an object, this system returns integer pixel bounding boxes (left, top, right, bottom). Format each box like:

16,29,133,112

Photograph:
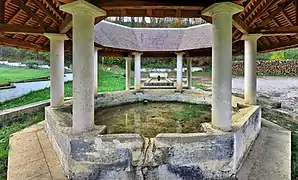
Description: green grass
194,84,210,91
0,69,126,110
0,112,45,180
0,66,50,84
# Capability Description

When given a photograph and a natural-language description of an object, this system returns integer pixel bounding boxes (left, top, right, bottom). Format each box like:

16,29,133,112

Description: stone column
242,34,261,105
187,58,192,89
60,1,106,133
133,52,142,90
44,33,68,107
202,2,243,131
126,56,131,90
176,52,184,90
94,48,99,96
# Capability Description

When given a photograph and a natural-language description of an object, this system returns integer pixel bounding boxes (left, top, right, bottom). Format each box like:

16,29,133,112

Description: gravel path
232,76,298,110
0,74,73,102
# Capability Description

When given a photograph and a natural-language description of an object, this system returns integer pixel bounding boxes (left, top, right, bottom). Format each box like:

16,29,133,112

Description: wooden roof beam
251,26,298,34
233,15,250,34
59,14,72,34
0,24,58,34
257,0,294,28
11,0,45,27
0,35,49,51
0,0,4,23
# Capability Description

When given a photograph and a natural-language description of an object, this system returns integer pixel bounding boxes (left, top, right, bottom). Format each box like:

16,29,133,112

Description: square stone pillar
242,34,261,105
176,52,184,90
187,58,192,89
44,33,68,107
202,2,243,131
133,52,142,90
60,1,106,133
126,56,132,90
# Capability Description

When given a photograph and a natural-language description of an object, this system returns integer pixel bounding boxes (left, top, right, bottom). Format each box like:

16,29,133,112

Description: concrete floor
7,121,66,180
236,119,291,180
7,119,291,180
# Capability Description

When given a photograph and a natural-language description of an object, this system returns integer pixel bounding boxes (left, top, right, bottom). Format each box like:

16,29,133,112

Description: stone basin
45,89,261,180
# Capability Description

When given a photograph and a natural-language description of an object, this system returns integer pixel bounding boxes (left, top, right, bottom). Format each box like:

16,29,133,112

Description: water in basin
95,102,211,138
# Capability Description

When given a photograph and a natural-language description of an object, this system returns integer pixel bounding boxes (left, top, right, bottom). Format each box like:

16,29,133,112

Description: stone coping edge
0,97,72,125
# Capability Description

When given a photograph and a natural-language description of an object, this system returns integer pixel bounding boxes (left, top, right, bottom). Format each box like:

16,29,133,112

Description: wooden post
0,0,5,23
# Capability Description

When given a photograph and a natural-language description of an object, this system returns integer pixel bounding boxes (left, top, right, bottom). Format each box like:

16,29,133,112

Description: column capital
241,34,262,41
44,33,68,41
132,52,143,56
94,47,102,51
202,2,243,17
175,52,185,56
60,0,106,17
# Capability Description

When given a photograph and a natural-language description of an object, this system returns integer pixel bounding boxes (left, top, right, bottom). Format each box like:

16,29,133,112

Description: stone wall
0,100,50,125
232,60,298,75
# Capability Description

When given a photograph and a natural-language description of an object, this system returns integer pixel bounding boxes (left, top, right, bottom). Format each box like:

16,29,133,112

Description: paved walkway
0,74,72,102
237,119,291,180
8,119,291,180
7,121,66,180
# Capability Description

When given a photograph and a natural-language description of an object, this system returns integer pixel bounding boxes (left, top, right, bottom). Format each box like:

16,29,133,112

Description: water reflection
95,102,211,138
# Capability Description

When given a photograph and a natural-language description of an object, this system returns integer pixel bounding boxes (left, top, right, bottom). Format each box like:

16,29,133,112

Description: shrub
24,60,39,69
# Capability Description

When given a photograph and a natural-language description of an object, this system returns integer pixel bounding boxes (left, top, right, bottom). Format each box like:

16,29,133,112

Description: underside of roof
1,0,298,57
94,21,212,52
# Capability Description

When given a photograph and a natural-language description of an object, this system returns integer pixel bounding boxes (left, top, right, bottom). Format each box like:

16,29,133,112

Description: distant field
0,66,50,84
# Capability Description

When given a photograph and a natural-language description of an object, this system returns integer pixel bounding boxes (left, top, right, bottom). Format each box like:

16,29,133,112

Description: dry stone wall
232,60,298,75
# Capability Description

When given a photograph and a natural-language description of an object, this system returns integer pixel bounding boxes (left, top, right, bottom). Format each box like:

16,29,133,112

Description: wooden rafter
257,0,294,28
7,10,21,24
281,11,294,26
43,0,64,20
32,0,60,25
11,0,45,27
296,0,298,25
246,0,279,26
273,18,290,41
243,0,264,22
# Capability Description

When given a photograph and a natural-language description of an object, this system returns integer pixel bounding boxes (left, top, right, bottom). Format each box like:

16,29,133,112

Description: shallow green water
95,102,211,138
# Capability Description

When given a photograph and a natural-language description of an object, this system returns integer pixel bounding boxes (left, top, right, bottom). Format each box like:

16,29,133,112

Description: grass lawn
0,69,126,110
0,112,44,180
0,66,50,84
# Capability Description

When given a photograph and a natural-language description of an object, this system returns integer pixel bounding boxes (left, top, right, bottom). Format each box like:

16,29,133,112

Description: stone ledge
45,90,261,179
0,97,72,126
